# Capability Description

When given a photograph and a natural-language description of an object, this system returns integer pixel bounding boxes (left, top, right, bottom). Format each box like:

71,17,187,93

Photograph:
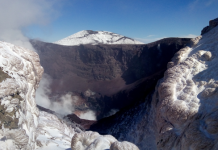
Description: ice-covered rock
35,111,79,150
0,41,43,149
71,131,139,150
155,25,218,149
54,30,144,46
201,18,218,35
110,141,140,150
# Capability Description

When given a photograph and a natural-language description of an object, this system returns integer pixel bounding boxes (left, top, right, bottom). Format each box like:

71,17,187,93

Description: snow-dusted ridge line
54,30,144,46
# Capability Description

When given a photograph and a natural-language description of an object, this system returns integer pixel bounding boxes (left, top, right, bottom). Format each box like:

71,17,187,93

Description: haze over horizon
1,0,218,45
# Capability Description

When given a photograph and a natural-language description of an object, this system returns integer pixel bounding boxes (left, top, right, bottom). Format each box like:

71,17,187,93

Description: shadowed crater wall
31,38,191,119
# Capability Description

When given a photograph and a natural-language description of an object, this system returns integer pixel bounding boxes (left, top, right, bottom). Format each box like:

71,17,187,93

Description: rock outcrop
201,17,218,35
155,24,218,150
36,111,78,149
71,131,139,150
0,41,43,149
31,38,191,120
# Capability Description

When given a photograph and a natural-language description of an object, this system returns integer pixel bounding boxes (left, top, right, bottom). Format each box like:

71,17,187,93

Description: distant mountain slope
54,30,144,46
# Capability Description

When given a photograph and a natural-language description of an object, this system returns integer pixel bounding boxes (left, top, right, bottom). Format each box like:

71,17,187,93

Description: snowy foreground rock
0,41,43,149
37,112,139,150
54,30,144,46
154,25,218,149
0,41,139,150
71,131,139,150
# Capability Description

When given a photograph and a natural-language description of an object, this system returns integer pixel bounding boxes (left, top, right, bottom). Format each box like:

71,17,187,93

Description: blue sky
24,0,218,43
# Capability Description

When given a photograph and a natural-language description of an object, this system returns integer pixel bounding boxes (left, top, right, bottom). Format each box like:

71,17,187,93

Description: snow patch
54,30,144,46
78,110,97,121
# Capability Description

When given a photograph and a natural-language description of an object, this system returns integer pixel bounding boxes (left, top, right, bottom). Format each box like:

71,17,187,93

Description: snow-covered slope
35,109,140,150
154,25,218,150
35,110,139,150
54,30,144,46
35,111,79,150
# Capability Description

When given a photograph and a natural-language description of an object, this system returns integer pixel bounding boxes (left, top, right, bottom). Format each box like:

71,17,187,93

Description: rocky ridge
201,17,218,35
155,24,218,150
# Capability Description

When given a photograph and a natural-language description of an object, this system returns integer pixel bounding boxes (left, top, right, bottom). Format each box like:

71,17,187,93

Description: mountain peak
54,30,144,46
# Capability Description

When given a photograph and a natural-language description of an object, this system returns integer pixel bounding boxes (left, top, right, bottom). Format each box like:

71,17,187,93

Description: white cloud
0,0,59,50
188,0,200,10
35,74,97,119
206,0,218,6
35,74,52,108
35,74,76,116
147,35,156,37
188,0,218,10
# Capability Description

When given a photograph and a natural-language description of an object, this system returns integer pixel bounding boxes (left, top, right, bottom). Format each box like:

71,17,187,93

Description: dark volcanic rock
89,91,155,149
201,17,218,35
31,38,191,119
37,105,56,114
